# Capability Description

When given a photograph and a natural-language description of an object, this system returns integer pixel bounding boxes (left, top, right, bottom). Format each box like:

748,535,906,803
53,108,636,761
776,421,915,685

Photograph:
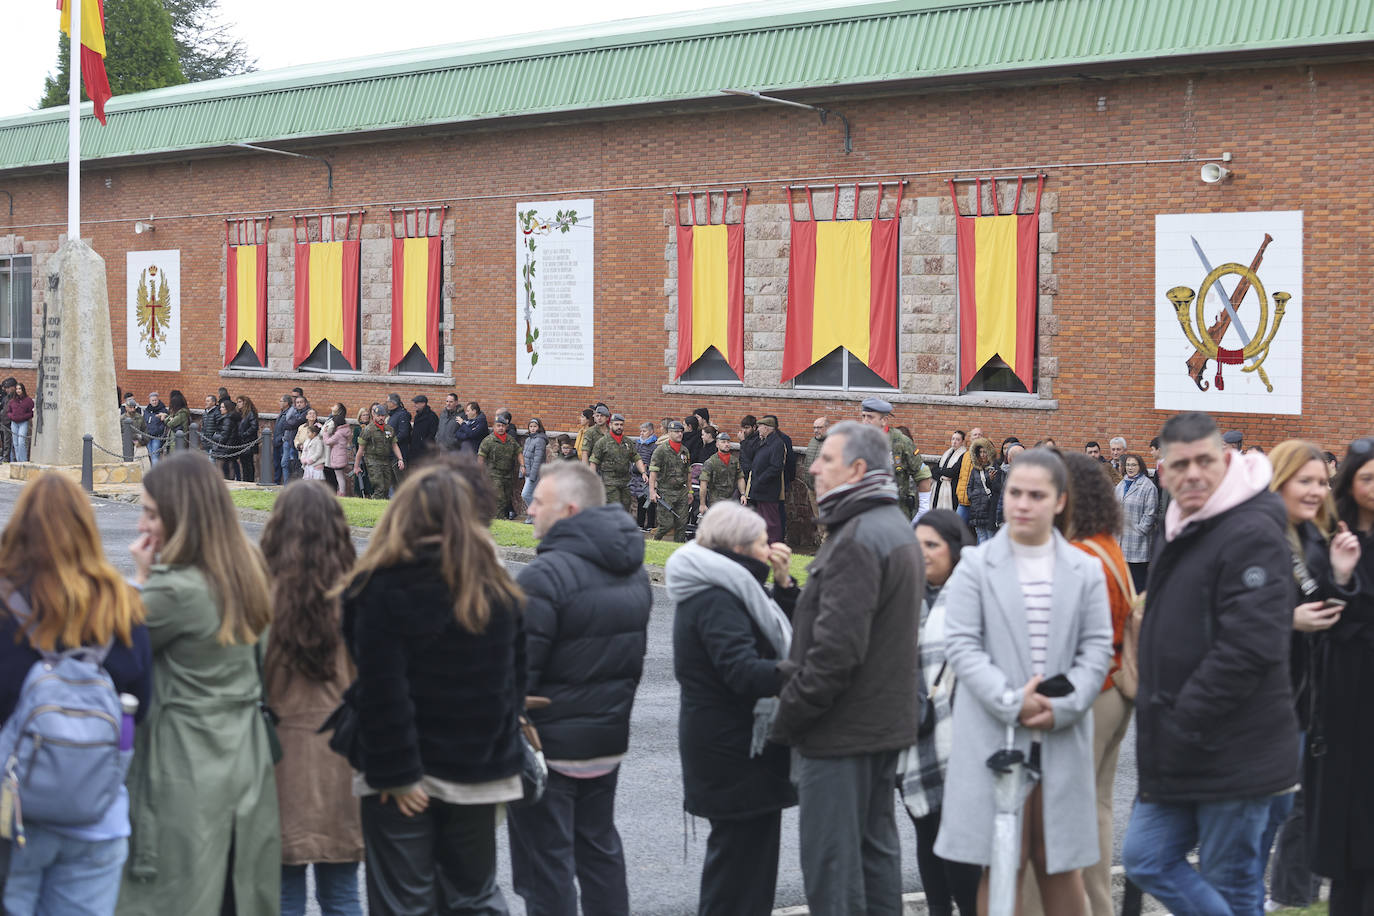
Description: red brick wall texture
2,61,1371,455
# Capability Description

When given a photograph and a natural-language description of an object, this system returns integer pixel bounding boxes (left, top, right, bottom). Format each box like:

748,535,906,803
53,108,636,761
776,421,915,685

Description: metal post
81,434,93,492
121,418,135,461
68,0,82,242
175,428,187,452
190,420,200,451
258,429,272,486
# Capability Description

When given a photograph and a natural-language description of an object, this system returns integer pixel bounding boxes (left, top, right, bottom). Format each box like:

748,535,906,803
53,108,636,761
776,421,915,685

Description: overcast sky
0,0,858,118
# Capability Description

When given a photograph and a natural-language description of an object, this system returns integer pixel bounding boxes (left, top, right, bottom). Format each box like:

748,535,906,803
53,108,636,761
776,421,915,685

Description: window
299,339,359,373
679,346,741,384
794,347,896,391
395,343,443,375
0,256,34,361
961,355,1035,394
228,343,268,369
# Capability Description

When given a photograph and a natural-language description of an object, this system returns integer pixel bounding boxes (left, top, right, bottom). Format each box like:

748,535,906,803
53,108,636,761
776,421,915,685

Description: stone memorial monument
33,239,122,466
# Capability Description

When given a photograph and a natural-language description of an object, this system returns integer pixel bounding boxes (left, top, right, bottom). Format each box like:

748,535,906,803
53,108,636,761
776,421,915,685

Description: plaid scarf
899,587,957,818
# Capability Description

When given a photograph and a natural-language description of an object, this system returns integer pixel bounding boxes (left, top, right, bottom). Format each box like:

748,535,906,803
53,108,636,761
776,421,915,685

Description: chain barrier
97,430,269,461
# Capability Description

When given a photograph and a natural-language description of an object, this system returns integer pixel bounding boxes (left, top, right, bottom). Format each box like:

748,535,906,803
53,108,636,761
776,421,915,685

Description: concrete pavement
0,479,1143,915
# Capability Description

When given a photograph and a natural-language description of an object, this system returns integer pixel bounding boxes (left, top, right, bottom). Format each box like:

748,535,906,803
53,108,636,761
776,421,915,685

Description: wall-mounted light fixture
233,142,335,190
134,217,155,234
720,89,852,155
1200,152,1234,184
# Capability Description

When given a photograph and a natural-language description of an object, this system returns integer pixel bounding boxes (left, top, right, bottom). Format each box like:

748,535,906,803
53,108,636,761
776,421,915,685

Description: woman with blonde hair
262,482,363,916
341,464,526,912
117,451,280,916
1257,440,1360,910
0,474,150,915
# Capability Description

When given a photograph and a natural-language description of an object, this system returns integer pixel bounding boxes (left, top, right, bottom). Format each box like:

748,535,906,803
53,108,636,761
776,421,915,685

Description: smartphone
1322,598,1347,611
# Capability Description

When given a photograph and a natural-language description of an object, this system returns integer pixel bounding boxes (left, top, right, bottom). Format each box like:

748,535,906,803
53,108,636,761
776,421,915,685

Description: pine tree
40,0,187,109
163,0,253,83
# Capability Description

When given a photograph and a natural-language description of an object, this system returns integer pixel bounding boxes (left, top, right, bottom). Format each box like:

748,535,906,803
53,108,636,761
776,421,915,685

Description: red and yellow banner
953,177,1042,392
781,215,899,387
58,0,112,125
293,240,360,367
390,236,442,370
674,223,744,379
225,244,267,365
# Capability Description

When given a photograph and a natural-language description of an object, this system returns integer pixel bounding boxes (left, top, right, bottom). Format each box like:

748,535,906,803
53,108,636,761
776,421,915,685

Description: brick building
1,0,1371,455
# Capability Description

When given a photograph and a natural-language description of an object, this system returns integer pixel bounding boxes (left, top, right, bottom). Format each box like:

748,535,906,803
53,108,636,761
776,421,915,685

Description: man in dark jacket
771,421,923,916
454,401,489,456
437,392,462,451
1122,411,1298,916
143,392,170,465
279,392,309,480
508,461,652,916
738,414,760,480
410,394,438,456
385,393,413,463
745,416,788,543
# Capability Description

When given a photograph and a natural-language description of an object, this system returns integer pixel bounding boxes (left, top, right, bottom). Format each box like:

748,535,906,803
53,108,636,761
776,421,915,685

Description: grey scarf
665,541,793,756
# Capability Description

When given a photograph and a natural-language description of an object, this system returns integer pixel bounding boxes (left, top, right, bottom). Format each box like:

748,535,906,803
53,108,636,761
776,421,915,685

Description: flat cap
1222,429,1244,445
411,394,428,405
757,416,777,429
594,405,611,416
860,396,894,414
611,413,626,422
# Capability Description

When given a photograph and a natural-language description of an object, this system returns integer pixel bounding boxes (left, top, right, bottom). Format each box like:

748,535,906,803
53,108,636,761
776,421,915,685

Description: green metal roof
2,0,1371,172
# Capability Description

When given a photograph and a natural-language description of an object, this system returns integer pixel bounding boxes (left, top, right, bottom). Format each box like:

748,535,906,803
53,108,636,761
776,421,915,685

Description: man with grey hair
510,460,652,916
1109,435,1128,476
772,420,924,915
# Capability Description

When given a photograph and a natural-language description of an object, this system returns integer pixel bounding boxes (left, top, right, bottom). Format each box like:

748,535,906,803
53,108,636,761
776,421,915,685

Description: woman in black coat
341,465,527,914
216,398,242,480
665,501,798,916
1309,439,1374,915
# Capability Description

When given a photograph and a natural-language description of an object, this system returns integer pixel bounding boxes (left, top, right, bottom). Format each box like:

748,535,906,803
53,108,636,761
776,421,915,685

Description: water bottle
119,693,139,752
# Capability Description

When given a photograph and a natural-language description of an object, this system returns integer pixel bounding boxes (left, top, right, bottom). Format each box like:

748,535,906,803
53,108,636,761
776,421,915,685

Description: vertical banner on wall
126,249,180,371
1154,211,1302,415
516,199,594,386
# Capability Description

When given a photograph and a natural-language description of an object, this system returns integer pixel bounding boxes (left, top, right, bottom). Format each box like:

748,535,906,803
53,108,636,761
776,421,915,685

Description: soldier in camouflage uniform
352,403,405,499
579,404,611,462
479,416,522,519
588,413,648,512
697,431,744,512
649,420,693,541
859,396,930,520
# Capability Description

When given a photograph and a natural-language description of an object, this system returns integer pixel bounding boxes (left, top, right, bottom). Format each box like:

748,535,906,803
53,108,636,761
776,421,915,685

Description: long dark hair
261,481,355,682
915,508,975,566
1057,451,1122,539
167,389,188,413
1333,438,1374,532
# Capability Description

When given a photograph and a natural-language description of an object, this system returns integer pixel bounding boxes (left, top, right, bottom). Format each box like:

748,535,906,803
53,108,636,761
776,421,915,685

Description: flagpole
68,0,81,242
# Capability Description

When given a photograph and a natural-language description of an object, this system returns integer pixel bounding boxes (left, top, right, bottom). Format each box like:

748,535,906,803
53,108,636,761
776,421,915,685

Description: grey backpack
0,590,124,845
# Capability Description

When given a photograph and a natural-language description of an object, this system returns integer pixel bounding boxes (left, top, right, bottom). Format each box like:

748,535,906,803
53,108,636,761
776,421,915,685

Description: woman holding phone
935,448,1113,916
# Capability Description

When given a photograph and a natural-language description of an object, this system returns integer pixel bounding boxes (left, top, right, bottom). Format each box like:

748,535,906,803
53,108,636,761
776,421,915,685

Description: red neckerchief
610,431,624,444
373,420,386,431
719,451,731,465
669,440,683,453
495,432,508,443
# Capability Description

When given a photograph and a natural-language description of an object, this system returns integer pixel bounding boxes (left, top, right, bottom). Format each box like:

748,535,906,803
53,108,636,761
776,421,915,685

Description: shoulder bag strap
1079,539,1136,604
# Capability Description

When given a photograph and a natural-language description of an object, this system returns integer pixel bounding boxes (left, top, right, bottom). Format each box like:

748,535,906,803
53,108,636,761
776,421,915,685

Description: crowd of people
1,405,1371,916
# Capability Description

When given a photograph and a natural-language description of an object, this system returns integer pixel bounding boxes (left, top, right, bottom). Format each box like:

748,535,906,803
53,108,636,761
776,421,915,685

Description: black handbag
514,715,547,807
318,687,364,771
254,640,284,764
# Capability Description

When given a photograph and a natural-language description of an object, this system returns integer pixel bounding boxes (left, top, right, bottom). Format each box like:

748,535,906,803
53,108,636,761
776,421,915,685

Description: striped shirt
1012,537,1056,675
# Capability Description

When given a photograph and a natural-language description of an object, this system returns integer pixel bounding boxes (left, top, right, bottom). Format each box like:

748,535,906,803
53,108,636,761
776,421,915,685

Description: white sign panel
517,199,594,386
1154,212,1302,415
126,249,181,372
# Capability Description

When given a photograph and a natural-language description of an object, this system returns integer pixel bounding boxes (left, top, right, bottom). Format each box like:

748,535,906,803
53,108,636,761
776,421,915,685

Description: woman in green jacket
119,451,281,916
162,390,192,453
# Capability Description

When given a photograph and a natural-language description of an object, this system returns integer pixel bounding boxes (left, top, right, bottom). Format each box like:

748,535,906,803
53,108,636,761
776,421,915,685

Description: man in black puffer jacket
509,460,652,916
1122,412,1299,916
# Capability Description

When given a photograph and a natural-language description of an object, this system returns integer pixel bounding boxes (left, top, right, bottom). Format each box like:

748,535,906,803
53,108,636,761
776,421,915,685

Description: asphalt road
1,481,1139,914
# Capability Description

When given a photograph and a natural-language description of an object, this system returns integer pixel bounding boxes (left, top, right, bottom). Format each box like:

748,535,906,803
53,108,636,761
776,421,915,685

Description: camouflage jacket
698,452,742,505
358,422,396,462
590,432,642,484
649,441,693,499
478,432,520,477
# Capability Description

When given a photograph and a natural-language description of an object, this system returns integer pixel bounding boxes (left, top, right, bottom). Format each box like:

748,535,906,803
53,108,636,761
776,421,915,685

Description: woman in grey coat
934,449,1113,915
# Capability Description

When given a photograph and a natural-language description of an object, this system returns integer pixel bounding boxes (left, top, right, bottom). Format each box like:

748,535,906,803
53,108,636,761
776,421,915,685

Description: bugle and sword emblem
1168,234,1290,393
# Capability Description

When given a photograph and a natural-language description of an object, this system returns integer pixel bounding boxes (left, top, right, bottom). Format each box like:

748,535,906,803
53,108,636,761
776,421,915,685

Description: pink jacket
321,420,352,469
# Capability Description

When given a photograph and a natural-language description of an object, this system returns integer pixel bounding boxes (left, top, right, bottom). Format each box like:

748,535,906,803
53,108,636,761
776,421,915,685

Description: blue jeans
280,441,298,482
11,419,29,462
281,862,363,916
1123,796,1270,916
147,436,163,465
3,824,127,916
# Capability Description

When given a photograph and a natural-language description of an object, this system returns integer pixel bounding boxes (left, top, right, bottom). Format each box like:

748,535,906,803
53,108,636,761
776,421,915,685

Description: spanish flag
225,244,267,365
57,0,112,125
674,224,744,379
293,241,360,367
390,237,442,370
781,217,899,387
954,203,1039,392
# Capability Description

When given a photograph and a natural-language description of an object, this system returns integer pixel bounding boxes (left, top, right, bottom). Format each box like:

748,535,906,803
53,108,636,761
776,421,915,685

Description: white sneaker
1263,900,1283,913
